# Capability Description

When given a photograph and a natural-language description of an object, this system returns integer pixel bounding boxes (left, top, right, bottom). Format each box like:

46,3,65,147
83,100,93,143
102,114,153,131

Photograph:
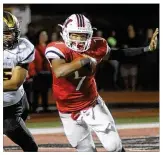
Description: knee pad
76,144,96,152
3,118,20,134
4,118,38,152
75,138,96,152
104,137,122,152
21,109,29,121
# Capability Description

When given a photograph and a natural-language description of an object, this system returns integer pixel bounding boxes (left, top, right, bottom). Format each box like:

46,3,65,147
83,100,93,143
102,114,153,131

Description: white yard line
28,122,159,135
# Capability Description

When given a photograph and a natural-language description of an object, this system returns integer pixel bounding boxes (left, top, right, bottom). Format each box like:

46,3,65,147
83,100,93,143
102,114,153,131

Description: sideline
28,122,159,135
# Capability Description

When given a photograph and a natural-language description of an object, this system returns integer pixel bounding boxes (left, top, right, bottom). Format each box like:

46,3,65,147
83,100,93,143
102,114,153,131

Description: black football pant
3,93,38,152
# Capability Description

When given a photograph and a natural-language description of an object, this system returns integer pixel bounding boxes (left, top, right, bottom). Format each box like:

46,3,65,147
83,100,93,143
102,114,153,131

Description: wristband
80,58,91,67
144,46,150,52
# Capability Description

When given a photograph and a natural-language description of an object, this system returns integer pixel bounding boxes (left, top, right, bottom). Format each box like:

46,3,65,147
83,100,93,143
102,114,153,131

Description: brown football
77,64,95,77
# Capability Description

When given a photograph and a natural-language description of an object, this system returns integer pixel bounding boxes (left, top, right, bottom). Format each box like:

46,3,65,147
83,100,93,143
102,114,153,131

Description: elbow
4,78,23,92
5,84,19,91
54,69,65,78
55,72,61,78
12,83,21,91
11,80,22,90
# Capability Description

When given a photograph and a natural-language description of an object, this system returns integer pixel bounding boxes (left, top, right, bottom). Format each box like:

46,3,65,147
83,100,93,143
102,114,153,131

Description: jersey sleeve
45,42,66,60
89,37,111,63
17,38,35,64
45,42,67,67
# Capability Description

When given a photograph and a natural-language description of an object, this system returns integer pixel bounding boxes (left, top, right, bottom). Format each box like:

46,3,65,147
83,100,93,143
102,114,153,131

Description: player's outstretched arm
109,28,159,61
51,57,93,78
3,64,28,92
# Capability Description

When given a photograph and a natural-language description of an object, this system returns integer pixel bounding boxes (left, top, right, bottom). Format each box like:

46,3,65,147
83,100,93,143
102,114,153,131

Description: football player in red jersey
45,14,158,152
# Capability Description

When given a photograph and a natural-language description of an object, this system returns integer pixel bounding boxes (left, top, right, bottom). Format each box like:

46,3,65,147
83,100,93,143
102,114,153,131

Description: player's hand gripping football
149,28,159,51
82,54,97,74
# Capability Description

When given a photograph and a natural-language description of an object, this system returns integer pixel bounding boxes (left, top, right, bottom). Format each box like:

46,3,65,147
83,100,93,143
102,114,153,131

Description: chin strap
58,24,64,29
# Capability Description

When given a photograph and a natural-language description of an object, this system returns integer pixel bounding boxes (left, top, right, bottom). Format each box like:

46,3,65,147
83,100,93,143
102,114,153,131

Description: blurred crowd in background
4,4,159,113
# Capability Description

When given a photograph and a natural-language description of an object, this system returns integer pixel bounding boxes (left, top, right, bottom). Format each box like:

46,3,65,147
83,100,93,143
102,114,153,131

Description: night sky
30,4,158,16
29,4,159,29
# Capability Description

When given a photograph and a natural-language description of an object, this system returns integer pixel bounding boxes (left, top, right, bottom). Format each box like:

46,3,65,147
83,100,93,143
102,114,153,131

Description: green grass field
26,116,159,128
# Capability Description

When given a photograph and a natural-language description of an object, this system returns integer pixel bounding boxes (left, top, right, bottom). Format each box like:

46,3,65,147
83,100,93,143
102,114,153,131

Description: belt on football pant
71,99,98,120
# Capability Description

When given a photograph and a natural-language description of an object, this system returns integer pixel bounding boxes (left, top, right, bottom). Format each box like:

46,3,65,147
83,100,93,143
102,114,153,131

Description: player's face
3,31,15,49
69,33,88,51
3,32,14,41
69,33,87,41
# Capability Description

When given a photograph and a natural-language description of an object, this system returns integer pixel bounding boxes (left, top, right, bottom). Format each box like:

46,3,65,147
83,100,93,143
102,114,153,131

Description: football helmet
3,11,21,49
59,14,94,52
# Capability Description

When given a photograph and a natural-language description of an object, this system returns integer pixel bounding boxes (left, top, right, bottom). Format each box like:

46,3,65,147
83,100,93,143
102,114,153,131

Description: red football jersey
45,37,110,113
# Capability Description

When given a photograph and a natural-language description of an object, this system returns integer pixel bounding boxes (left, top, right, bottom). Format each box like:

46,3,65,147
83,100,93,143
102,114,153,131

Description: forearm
3,66,26,92
109,46,150,61
54,57,91,78
3,80,19,92
121,46,150,56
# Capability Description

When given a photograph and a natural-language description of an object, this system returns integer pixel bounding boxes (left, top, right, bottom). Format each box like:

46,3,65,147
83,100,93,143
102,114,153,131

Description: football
77,64,94,77
78,59,97,77
74,55,97,77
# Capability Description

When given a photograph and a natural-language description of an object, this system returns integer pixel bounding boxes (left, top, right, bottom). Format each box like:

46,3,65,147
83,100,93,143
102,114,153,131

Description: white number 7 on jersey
74,71,86,90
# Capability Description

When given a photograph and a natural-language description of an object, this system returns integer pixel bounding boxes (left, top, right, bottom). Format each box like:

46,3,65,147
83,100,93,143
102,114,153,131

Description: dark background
4,4,159,29
29,4,159,27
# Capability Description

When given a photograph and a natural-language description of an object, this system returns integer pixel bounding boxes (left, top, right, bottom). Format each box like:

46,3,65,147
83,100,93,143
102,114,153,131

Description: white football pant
59,95,122,152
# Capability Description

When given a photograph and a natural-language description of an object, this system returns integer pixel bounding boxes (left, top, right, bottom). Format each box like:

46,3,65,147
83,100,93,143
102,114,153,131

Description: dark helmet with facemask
3,11,21,49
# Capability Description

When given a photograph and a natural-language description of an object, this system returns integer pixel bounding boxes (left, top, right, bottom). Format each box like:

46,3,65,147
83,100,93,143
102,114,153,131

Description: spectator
138,28,159,90
144,28,154,45
107,30,117,47
120,25,140,91
107,30,120,90
51,32,59,41
95,30,103,37
28,29,52,113
25,22,36,45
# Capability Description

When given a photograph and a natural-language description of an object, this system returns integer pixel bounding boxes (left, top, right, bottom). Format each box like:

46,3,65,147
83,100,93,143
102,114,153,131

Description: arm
45,43,96,78
108,28,159,61
51,57,92,78
3,64,28,92
4,38,35,91
109,46,147,61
